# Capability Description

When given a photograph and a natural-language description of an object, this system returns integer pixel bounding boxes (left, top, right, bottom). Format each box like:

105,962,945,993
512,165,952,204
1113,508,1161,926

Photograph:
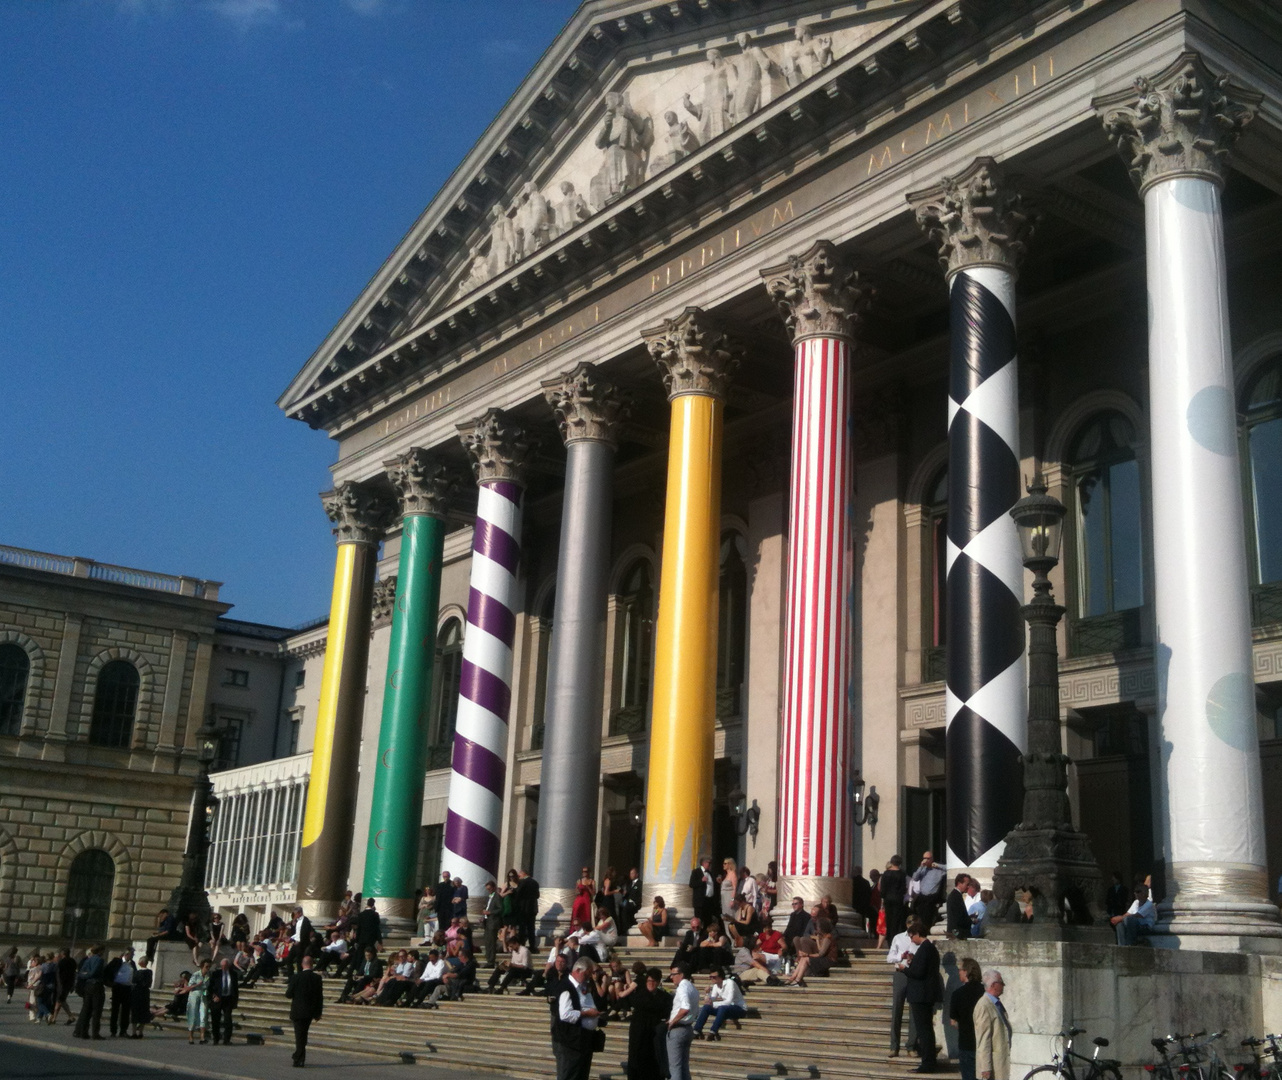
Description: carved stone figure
457,245,491,297
784,25,833,88
552,180,590,237
591,91,651,210
733,32,779,119
485,204,519,278
683,48,734,144
650,110,700,176
515,182,552,258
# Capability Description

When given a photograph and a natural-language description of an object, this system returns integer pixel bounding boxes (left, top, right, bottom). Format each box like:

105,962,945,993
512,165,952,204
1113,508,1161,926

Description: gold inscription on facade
650,199,795,293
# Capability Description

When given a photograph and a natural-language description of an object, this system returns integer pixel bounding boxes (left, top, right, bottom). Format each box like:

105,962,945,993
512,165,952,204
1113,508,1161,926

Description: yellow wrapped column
641,307,739,920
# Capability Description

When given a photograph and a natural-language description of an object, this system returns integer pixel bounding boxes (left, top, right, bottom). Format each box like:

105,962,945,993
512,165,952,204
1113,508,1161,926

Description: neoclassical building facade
270,0,1282,949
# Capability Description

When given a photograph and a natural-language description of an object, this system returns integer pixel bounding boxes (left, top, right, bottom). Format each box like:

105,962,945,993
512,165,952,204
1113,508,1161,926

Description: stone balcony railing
0,543,222,600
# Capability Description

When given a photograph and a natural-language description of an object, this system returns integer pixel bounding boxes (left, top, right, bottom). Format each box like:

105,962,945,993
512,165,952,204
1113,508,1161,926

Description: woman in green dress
186,959,210,1044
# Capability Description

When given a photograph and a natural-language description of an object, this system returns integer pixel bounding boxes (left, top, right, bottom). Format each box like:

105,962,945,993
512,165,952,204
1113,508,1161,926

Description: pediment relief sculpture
446,19,876,305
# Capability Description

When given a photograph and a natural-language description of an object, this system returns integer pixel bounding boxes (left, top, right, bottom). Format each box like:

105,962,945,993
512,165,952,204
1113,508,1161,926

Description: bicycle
1023,1026,1122,1080
1148,1031,1234,1080
1238,1035,1282,1080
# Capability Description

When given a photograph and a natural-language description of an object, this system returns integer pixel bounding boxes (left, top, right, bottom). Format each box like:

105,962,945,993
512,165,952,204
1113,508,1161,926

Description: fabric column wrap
443,480,524,893
532,439,614,892
1144,177,1267,887
297,541,378,910
643,393,722,904
944,266,1027,871
363,513,446,904
778,335,854,881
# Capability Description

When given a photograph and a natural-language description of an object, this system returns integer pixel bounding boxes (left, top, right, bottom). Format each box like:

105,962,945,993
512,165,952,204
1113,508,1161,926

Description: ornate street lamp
990,476,1104,934
167,721,220,935
849,772,880,830
727,785,760,839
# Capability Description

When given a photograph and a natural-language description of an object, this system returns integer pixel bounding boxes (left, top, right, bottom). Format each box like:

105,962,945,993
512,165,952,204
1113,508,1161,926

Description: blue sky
0,0,578,626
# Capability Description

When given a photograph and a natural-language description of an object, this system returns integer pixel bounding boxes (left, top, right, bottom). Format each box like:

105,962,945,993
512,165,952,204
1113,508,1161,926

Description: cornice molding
281,0,1064,430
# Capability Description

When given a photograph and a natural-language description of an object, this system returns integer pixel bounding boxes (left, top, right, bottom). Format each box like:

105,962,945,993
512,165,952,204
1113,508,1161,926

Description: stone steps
205,960,919,1080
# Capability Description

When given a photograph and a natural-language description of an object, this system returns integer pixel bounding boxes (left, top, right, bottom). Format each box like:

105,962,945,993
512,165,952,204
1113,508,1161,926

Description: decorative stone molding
384,448,456,519
320,482,393,545
642,307,741,401
759,240,873,343
1093,52,1260,195
457,408,531,487
541,363,629,447
371,575,398,627
908,156,1035,277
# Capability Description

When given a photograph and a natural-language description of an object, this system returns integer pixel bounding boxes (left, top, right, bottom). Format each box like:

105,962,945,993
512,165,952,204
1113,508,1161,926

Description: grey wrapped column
532,364,628,922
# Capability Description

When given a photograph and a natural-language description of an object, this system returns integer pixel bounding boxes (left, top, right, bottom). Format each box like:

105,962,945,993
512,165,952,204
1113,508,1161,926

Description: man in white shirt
887,917,922,1057
1111,885,1157,946
692,967,747,1040
409,950,446,1008
667,964,699,1080
316,931,348,973
554,958,600,1080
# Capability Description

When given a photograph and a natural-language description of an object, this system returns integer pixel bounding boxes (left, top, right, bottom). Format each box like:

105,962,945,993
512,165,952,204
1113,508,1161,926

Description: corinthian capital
458,409,531,486
642,307,741,401
759,241,872,343
908,157,1034,277
321,481,393,545
1093,52,1260,194
541,363,629,447
384,448,456,519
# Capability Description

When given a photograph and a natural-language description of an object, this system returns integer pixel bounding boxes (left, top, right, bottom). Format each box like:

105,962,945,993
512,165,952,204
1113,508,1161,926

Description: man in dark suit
781,896,811,951
434,872,455,929
103,947,136,1037
851,867,874,932
207,957,239,1045
354,898,382,956
337,947,382,1003
670,916,706,971
881,856,909,938
904,926,942,1072
688,857,715,926
516,868,540,949
946,874,972,940
286,955,325,1068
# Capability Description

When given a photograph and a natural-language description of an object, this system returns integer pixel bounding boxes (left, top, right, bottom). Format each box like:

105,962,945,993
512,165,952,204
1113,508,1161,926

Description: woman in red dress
572,867,595,928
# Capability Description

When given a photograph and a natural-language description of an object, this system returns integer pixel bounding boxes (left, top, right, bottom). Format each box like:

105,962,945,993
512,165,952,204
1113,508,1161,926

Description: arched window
427,620,464,769
716,533,748,717
530,586,555,751
1243,357,1282,623
1069,412,1144,653
613,560,655,735
0,643,30,736
923,468,948,682
89,660,140,748
62,849,115,939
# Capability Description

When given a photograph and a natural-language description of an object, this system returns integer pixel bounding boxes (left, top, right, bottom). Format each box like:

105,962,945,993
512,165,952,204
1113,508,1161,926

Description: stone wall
947,940,1282,1077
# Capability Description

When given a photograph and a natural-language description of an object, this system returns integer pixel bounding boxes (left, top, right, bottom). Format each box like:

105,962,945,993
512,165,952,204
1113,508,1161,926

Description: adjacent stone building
0,546,298,943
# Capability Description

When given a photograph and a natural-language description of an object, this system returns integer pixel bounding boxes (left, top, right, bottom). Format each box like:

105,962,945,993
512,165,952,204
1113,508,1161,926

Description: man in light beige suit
974,969,1012,1080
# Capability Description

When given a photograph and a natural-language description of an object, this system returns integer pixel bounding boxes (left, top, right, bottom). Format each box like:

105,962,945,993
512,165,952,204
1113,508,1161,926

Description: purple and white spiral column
444,410,530,894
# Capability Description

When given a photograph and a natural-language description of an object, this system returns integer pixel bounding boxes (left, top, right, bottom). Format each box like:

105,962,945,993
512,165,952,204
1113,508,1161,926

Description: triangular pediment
278,0,921,416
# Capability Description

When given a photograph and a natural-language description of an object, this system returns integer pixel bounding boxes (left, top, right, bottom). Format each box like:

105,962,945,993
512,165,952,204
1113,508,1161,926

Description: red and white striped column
761,241,872,923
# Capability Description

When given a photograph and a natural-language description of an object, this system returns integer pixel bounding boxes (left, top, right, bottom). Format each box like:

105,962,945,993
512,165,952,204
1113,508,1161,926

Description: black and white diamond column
911,159,1034,876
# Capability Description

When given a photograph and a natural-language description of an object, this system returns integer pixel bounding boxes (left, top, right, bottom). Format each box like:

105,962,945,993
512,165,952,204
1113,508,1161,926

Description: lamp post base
989,826,1104,930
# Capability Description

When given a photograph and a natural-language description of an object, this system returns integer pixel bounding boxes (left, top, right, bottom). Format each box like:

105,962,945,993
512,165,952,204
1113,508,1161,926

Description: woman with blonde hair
719,858,738,919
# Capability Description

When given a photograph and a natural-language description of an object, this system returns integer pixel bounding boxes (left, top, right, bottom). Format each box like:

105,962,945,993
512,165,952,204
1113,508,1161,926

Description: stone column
758,241,871,920
297,481,391,918
532,364,628,922
443,410,530,896
910,159,1033,879
1095,54,1280,947
641,308,739,919
362,449,456,924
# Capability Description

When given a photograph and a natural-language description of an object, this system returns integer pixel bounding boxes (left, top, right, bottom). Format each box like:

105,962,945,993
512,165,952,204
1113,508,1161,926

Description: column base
1150,863,1282,952
642,883,694,931
298,899,339,921
775,876,868,941
370,897,415,935
534,887,576,939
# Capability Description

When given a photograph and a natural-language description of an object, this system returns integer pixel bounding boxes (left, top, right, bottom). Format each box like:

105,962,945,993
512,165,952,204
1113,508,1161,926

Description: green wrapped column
363,448,455,923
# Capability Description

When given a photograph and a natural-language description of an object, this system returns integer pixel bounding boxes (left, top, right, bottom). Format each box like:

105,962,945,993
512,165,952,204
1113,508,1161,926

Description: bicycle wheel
1025,1065,1067,1080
